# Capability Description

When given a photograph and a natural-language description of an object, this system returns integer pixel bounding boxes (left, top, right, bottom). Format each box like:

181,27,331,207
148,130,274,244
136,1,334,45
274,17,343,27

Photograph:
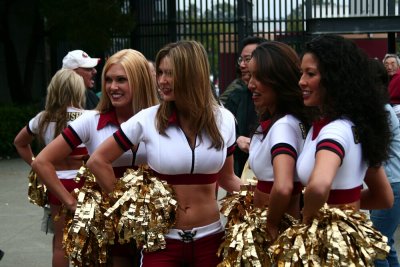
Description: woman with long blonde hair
32,49,159,267
14,68,87,267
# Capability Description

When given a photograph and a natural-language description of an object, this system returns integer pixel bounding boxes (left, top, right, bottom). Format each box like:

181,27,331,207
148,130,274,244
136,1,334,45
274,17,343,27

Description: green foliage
39,0,136,52
0,104,41,159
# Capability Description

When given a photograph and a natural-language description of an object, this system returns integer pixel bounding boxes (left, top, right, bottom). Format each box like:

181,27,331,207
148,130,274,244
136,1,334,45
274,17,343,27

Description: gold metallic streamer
62,165,115,267
27,168,47,207
218,185,297,267
269,204,390,266
105,167,178,252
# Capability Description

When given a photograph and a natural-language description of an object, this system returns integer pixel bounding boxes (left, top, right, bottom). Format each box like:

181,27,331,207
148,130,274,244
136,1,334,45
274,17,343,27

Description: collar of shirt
97,109,120,130
167,109,180,126
312,117,332,140
260,119,272,134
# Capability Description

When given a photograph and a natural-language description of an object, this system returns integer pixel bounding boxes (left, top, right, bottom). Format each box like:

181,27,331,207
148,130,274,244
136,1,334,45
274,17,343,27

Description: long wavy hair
97,49,159,115
251,41,308,128
155,40,224,150
304,35,390,167
38,68,86,143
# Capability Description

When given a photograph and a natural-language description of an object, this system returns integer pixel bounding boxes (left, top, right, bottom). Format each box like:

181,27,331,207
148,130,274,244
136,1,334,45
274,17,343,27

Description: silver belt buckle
178,230,197,243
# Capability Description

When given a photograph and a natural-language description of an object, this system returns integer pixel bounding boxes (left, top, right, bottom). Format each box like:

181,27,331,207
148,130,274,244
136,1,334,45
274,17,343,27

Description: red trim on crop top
257,181,303,194
97,109,120,130
316,139,345,164
69,147,88,156
154,172,219,185
326,185,362,205
271,143,297,163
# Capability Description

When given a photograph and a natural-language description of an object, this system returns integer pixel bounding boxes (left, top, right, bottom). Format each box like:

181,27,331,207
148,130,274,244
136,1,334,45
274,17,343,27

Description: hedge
0,104,41,159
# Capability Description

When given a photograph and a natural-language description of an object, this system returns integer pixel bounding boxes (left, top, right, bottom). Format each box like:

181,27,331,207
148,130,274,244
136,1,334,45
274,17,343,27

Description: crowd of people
11,35,400,266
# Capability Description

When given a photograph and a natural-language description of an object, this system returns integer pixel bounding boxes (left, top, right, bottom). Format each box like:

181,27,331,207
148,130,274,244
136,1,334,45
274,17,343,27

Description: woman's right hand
65,196,77,212
236,136,250,153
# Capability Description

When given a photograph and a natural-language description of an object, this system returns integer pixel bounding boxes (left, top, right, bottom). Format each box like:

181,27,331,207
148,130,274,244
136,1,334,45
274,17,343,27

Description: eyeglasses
237,56,252,65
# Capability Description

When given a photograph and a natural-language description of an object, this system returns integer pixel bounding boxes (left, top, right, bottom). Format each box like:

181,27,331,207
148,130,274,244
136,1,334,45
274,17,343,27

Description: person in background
297,35,393,226
383,53,400,79
14,69,87,267
247,41,308,239
32,49,159,267
386,54,400,116
86,40,242,266
62,49,100,109
221,36,267,176
369,58,400,267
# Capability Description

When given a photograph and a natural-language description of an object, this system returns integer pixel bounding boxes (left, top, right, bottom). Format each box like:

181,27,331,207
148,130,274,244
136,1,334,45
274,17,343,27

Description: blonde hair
97,49,159,114
38,68,86,141
155,40,223,149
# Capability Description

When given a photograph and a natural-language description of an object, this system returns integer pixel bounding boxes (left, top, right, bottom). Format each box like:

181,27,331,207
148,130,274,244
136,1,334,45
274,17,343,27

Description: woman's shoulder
327,118,354,129
218,105,236,121
135,104,160,118
320,118,357,142
276,114,301,124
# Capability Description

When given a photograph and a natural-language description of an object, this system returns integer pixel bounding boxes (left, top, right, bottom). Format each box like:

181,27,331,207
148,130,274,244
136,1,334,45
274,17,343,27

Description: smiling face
247,58,277,113
299,53,322,108
104,63,132,109
157,56,175,102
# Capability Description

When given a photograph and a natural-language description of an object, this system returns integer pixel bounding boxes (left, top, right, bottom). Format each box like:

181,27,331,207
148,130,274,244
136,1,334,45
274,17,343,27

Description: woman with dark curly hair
297,34,393,224
246,41,308,239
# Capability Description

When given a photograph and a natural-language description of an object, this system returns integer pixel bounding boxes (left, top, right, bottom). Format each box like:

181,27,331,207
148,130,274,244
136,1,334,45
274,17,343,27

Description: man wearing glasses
220,36,266,177
62,50,100,110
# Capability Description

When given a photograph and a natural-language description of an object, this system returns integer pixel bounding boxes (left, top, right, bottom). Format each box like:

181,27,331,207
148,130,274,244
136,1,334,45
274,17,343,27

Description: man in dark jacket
222,36,266,176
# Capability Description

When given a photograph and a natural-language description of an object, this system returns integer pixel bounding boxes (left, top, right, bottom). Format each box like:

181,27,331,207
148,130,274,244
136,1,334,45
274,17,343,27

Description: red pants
48,178,85,205
140,232,224,267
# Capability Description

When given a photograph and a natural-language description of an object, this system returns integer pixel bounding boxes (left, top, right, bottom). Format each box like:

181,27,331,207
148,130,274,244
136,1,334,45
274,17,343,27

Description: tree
40,0,136,53
0,0,136,104
0,0,43,104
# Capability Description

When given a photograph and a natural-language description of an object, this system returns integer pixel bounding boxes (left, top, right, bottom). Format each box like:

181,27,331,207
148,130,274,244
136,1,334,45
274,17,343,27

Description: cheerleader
14,69,87,267
32,49,159,267
247,41,308,239
87,40,242,267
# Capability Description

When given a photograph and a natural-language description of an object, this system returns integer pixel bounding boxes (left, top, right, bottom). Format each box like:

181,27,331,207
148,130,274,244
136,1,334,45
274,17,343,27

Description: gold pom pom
27,169,48,207
105,167,178,252
218,185,297,267
63,165,115,266
269,204,390,266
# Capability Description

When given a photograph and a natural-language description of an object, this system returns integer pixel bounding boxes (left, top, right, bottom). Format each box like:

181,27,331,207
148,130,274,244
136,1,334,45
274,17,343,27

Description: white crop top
28,107,87,179
249,114,306,182
62,109,147,176
297,118,367,190
114,105,236,184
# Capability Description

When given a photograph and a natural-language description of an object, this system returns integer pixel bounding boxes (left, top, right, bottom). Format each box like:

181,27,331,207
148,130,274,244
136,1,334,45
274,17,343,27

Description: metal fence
108,0,398,93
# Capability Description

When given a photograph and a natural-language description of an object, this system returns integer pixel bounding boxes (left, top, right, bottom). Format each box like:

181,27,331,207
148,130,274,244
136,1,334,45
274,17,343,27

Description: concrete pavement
0,158,51,267
0,158,399,266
